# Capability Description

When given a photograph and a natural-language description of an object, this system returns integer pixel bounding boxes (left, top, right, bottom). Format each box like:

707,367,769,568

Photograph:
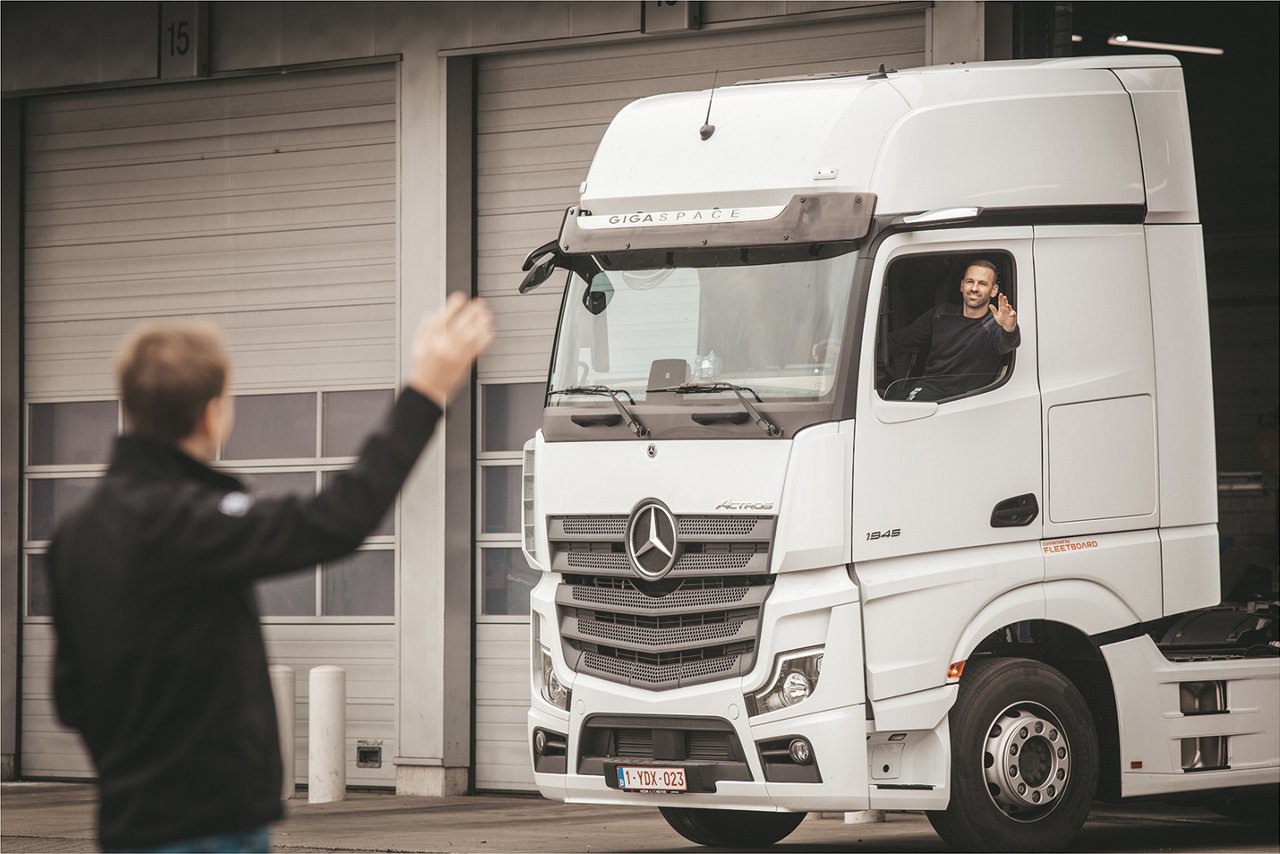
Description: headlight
748,648,824,716
531,617,570,711
537,645,571,710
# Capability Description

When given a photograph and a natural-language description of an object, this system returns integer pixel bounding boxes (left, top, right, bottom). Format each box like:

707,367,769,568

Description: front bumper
529,574,872,813
530,697,870,812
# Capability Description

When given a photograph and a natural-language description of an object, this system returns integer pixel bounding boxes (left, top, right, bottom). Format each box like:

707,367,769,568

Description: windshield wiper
547,386,649,439
657,382,783,438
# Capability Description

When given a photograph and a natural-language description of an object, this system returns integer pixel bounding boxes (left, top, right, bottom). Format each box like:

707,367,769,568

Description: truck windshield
550,252,858,402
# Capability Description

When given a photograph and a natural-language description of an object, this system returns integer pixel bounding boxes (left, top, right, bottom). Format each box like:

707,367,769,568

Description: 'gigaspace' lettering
606,208,744,226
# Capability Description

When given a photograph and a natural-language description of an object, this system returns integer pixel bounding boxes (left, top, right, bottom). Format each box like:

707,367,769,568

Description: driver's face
959,265,998,310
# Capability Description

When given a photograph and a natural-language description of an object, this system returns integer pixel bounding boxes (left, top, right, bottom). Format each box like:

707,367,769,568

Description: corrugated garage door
473,12,927,791
20,63,402,786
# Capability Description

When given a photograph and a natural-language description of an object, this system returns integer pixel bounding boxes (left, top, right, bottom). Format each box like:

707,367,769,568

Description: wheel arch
949,580,1142,667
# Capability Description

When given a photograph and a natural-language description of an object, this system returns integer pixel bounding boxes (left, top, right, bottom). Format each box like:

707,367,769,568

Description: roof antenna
699,70,719,141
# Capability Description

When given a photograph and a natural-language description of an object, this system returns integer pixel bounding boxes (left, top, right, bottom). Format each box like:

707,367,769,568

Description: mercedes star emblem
626,501,679,581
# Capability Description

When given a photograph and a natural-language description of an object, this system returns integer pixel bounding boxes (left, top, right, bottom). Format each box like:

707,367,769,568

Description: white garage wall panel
21,64,401,786
23,64,398,399
473,13,926,791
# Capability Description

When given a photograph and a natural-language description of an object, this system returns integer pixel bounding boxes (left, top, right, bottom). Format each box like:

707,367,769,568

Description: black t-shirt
888,303,1020,398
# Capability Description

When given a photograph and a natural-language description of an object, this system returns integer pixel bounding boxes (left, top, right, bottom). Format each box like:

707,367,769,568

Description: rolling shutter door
20,63,400,784
473,13,926,791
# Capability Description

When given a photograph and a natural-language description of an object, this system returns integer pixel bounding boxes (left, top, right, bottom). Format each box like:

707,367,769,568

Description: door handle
991,493,1039,527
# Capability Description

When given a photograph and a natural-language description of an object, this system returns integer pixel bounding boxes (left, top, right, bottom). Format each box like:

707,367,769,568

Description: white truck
517,55,1279,851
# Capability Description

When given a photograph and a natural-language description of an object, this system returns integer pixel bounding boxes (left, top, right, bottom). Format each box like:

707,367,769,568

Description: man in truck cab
886,259,1020,400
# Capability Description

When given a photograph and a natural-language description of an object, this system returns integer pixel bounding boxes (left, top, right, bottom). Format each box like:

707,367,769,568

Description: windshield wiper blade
657,382,782,438
547,386,649,439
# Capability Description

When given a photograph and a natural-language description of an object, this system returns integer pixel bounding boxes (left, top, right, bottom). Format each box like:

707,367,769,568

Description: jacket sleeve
988,321,1021,354
146,388,443,587
888,308,935,356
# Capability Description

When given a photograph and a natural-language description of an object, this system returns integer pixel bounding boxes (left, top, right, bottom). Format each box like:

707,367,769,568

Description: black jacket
51,389,441,850
889,303,1021,379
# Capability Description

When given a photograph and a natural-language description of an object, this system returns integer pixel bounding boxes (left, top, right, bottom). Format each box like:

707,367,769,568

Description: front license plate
616,765,687,792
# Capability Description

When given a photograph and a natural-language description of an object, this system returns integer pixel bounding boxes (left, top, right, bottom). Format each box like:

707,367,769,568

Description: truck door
851,228,1046,703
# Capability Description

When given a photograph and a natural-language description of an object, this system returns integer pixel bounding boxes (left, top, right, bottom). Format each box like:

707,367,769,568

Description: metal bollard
308,665,346,804
268,665,296,800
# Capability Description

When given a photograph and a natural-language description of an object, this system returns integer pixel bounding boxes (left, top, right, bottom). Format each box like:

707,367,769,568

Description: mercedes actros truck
516,55,1279,851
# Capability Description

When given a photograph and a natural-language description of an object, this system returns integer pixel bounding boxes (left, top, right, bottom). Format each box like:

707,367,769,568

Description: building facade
16,0,1272,799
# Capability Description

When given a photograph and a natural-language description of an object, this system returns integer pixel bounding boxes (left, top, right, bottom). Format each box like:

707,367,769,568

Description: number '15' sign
160,1,208,79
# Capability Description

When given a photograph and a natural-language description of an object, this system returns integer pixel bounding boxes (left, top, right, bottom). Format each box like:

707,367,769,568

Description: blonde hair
116,322,228,441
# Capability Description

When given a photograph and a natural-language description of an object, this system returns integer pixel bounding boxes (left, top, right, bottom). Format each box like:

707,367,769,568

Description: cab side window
874,252,1018,402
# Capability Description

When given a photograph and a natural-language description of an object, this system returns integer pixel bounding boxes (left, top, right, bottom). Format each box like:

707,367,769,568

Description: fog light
748,648,824,716
789,738,813,765
534,729,548,755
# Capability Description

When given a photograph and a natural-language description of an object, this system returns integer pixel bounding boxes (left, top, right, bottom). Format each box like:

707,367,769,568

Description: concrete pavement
2,782,1276,853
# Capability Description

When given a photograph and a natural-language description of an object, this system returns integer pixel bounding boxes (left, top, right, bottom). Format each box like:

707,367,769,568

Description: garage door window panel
256,568,319,617
322,389,395,457
29,401,118,466
26,553,53,618
322,550,395,616
222,393,317,460
28,477,100,541
481,465,522,535
482,383,544,453
480,546,540,617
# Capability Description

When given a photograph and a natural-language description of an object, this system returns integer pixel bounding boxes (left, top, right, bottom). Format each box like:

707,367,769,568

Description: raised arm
149,294,493,586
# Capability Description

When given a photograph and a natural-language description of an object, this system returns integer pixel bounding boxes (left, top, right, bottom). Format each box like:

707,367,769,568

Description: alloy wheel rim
982,701,1070,821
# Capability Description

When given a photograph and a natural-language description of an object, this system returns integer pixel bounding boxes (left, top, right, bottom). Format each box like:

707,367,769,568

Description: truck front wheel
927,657,1099,852
659,807,806,847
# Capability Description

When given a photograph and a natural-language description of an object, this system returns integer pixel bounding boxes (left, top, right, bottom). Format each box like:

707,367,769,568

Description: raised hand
989,293,1017,333
408,292,495,405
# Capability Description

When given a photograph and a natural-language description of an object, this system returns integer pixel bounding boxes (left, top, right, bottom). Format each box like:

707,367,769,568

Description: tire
659,807,806,847
926,657,1099,852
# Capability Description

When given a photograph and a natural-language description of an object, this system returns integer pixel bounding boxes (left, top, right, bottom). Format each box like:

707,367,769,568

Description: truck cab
519,55,1279,851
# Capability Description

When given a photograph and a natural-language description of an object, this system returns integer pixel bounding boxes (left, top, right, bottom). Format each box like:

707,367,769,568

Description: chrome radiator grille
551,514,774,690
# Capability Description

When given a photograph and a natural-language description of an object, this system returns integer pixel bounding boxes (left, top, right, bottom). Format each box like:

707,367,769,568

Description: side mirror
517,237,604,294
519,257,558,294
521,239,559,272
519,239,560,294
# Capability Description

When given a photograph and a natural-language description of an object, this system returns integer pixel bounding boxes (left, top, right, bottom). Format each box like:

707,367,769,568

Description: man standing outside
50,293,493,852
887,259,1020,400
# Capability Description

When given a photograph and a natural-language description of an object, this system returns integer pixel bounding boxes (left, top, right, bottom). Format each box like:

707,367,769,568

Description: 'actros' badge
626,501,678,581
